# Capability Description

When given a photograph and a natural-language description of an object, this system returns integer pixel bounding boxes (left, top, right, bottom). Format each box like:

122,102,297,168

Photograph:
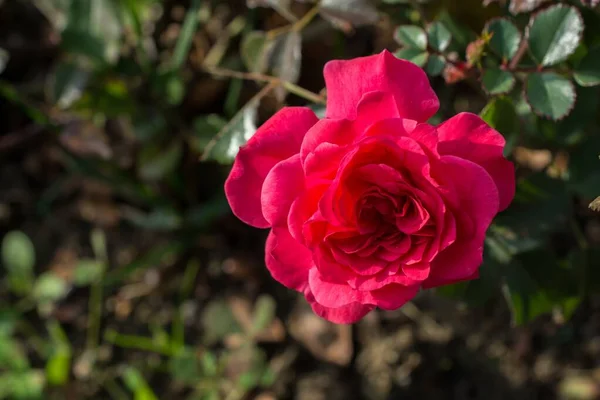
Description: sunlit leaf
427,21,452,52
527,5,583,67
319,0,379,27
393,25,427,50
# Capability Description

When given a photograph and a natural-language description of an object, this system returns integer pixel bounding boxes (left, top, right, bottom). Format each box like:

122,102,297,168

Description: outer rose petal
225,107,318,228
304,289,374,324
308,268,419,310
323,50,439,122
265,227,312,292
261,154,304,227
425,156,499,287
437,112,515,211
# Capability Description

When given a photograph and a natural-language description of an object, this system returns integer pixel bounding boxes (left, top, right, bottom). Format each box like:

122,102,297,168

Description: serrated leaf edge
522,72,577,121
484,17,523,61
525,4,584,67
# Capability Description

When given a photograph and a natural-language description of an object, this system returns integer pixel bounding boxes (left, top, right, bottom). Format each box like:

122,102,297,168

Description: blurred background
1,0,600,399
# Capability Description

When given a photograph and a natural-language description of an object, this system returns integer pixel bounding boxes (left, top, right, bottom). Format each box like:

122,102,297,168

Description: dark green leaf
427,21,452,52
525,72,576,120
574,46,600,87
482,68,516,95
480,97,519,155
527,5,584,67
393,25,427,50
394,48,428,67
485,18,521,60
426,55,445,76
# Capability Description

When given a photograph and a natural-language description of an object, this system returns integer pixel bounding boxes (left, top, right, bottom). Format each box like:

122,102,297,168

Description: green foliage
574,46,600,87
485,18,521,60
525,72,576,120
527,5,584,67
394,25,428,50
427,21,452,52
482,68,516,95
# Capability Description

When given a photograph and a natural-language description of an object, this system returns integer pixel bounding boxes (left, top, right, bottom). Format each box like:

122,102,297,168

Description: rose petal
437,112,515,211
265,227,312,292
369,283,420,310
426,156,499,286
304,288,374,324
354,91,401,133
300,119,356,164
323,50,439,122
225,107,318,228
262,154,304,227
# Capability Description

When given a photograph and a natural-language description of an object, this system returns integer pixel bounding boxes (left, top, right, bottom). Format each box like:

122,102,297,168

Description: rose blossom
225,50,515,324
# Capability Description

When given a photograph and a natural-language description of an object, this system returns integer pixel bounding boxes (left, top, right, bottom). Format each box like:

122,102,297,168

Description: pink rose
225,50,515,324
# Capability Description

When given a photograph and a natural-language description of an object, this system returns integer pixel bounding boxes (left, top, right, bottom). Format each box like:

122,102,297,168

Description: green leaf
46,346,71,386
200,91,265,164
503,260,555,325
485,18,521,60
393,25,427,50
2,231,35,295
527,5,584,67
394,48,428,67
482,68,516,95
122,367,158,400
425,55,445,76
73,259,105,286
480,97,519,155
525,72,576,120
574,46,600,87
427,21,452,52
2,231,35,276
33,273,69,304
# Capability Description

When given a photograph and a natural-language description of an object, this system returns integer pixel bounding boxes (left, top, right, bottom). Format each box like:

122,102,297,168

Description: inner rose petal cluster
225,50,515,324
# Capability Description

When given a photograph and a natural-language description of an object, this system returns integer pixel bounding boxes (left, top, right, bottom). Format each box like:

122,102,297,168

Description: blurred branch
204,66,325,104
